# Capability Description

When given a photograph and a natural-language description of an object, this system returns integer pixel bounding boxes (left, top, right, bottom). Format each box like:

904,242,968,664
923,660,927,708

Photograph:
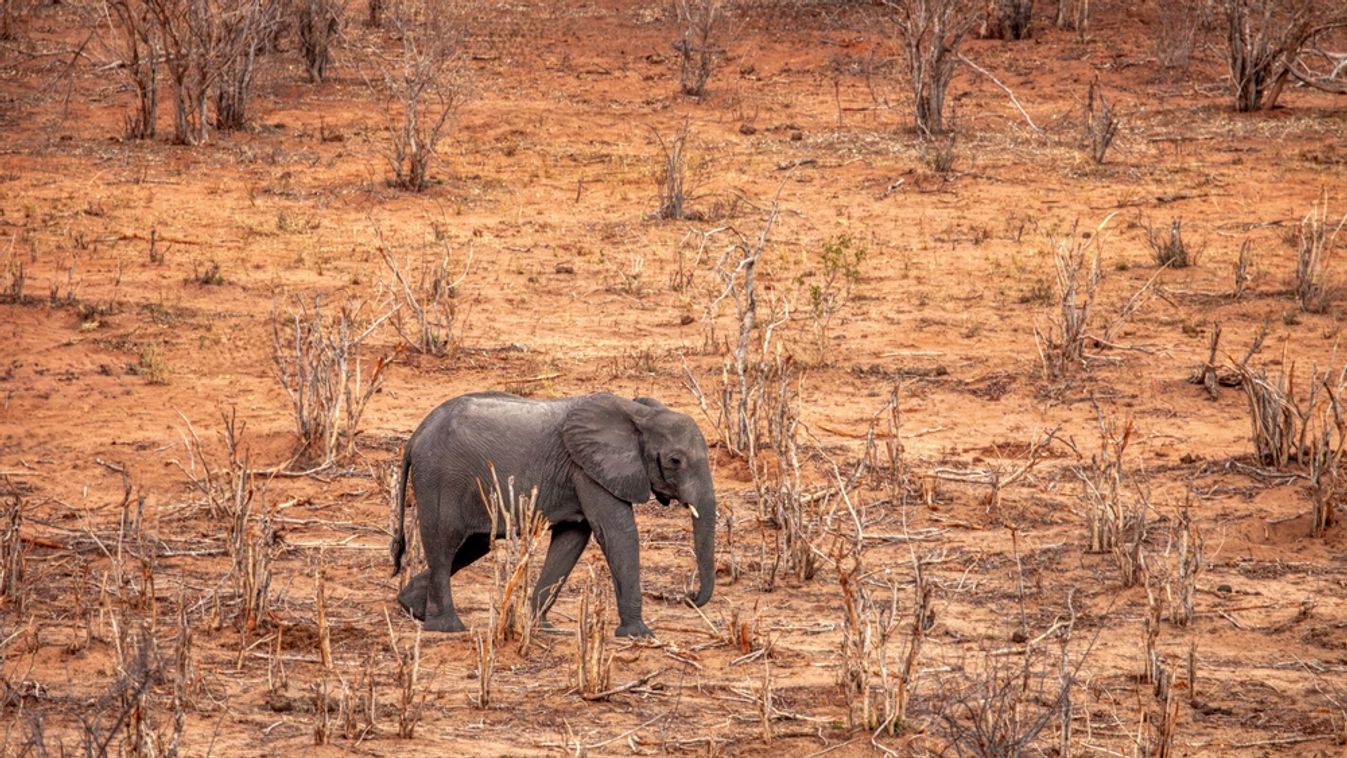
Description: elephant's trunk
690,491,716,607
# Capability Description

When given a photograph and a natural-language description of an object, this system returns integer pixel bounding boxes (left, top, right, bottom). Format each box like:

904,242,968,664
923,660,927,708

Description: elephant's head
563,393,717,607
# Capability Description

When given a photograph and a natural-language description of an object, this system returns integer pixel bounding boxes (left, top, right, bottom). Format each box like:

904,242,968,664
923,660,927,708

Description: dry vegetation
2,0,1347,755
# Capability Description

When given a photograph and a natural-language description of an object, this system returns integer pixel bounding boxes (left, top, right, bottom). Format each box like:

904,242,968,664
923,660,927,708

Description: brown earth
3,1,1347,756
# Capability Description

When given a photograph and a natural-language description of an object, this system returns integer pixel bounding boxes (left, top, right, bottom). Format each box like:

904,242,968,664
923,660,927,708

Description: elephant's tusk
687,503,700,519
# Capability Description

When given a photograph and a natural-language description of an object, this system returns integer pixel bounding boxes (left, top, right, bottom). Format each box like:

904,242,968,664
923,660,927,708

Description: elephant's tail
390,446,412,577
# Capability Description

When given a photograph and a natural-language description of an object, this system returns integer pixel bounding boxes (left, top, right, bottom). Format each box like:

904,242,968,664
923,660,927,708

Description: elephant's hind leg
396,536,491,621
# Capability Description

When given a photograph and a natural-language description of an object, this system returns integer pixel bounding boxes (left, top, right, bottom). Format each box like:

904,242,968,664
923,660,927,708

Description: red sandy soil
2,1,1347,755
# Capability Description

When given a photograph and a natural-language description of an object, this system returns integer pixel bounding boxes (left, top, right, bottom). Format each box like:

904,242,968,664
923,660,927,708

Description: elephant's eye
667,454,683,469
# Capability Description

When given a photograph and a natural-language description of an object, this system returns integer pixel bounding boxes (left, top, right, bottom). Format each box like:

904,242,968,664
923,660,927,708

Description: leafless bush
1084,77,1119,165
370,0,468,192
1294,195,1345,313
1054,0,1089,37
1155,0,1208,71
980,0,1031,40
385,612,425,736
380,235,472,355
1220,0,1347,112
105,0,161,139
146,0,220,144
575,565,612,699
271,295,391,467
837,557,928,736
928,641,1075,756
1234,238,1255,298
1167,505,1203,626
0,0,28,41
297,0,346,83
215,0,280,130
3,244,24,303
1307,368,1346,536
885,0,978,137
172,407,252,520
751,358,820,586
862,385,910,504
683,201,792,460
82,627,164,757
671,0,732,98
1034,216,1158,379
1,497,22,614
1070,408,1147,587
1144,217,1201,268
482,470,547,652
1034,228,1101,379
655,120,692,220
470,626,495,709
1237,361,1345,495
229,476,275,633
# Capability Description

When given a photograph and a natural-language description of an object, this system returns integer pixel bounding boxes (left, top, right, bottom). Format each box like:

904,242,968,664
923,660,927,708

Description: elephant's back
406,392,583,517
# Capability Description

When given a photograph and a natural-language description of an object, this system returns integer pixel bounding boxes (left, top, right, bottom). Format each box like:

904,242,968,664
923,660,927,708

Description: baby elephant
391,391,717,638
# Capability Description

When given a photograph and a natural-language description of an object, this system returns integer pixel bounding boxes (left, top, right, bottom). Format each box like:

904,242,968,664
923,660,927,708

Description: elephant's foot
396,575,428,621
422,613,469,633
615,619,654,639
536,617,567,635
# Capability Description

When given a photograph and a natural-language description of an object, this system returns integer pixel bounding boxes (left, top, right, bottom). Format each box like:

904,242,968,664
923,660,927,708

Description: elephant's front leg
575,476,651,638
532,521,592,631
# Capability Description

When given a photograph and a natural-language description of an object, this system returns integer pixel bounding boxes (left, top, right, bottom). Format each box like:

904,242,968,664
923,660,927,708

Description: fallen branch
580,668,666,701
957,53,1043,134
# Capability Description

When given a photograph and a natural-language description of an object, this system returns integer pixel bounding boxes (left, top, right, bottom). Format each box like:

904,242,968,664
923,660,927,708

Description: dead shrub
671,0,732,98
215,0,281,131
271,295,391,467
980,0,1031,40
481,469,547,653
1053,0,1089,37
144,0,277,143
655,120,692,220
172,407,253,520
682,198,790,460
1034,215,1158,379
1220,0,1347,112
385,612,425,736
1070,408,1147,587
1154,0,1209,72
105,0,161,139
1294,194,1345,313
379,233,472,356
837,557,928,736
575,565,612,699
297,0,346,83
750,358,821,587
1167,505,1203,626
1084,76,1120,165
1033,227,1101,379
1143,217,1201,268
1236,360,1346,508
884,0,979,137
928,647,1075,757
370,0,469,192
1,496,23,614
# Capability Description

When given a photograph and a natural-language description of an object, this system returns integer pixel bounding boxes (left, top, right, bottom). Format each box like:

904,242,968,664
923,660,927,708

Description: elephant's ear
563,393,651,504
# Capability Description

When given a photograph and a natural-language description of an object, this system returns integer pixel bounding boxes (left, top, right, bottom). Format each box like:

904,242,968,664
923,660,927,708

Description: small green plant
193,260,225,286
1019,278,1054,305
135,344,170,384
804,234,867,364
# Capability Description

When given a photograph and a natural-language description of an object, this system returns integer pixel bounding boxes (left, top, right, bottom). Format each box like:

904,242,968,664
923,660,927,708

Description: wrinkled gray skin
391,391,716,638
